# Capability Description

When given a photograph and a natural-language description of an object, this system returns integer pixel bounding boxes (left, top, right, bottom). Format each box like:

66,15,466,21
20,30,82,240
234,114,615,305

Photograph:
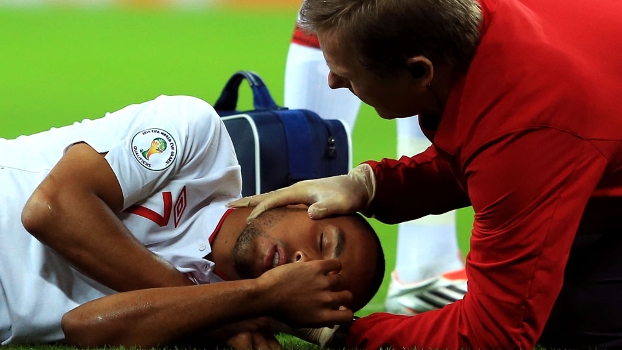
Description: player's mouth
264,245,285,272
272,251,280,268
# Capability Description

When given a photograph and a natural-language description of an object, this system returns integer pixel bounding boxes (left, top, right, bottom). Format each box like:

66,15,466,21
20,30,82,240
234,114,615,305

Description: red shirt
351,0,622,348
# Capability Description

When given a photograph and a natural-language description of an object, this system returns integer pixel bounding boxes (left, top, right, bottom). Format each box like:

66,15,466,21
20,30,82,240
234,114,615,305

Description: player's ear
405,56,433,87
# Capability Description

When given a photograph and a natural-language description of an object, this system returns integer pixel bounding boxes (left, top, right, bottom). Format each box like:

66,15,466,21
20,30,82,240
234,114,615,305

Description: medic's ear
406,56,434,86
409,64,426,79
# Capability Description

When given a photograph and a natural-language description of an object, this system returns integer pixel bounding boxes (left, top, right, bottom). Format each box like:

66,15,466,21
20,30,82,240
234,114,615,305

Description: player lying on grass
60,205,382,349
0,95,384,349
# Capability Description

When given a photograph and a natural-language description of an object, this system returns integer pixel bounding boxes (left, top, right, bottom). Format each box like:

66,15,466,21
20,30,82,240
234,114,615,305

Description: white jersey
0,95,242,344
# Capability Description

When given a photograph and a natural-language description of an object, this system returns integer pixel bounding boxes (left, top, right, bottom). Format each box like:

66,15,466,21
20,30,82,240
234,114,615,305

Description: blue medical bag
214,70,351,197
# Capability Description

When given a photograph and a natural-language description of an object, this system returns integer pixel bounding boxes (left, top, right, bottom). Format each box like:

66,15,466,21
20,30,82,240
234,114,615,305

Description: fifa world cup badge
131,128,178,171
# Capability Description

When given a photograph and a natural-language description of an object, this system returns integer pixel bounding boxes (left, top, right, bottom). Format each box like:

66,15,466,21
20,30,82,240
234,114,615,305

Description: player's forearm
62,280,271,348
365,149,470,223
22,188,192,291
64,259,354,348
21,143,192,291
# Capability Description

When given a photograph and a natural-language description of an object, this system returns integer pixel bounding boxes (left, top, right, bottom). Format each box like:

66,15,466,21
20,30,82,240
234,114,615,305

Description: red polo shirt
351,0,622,348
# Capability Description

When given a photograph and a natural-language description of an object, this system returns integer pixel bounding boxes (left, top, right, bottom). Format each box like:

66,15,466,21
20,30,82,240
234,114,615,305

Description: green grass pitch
0,5,475,348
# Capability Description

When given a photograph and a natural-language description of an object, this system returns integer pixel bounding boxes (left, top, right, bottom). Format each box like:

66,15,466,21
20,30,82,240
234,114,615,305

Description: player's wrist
253,274,282,315
238,278,285,322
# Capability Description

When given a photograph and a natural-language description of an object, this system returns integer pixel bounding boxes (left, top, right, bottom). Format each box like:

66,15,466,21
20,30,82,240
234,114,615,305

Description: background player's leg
384,117,466,315
285,42,360,128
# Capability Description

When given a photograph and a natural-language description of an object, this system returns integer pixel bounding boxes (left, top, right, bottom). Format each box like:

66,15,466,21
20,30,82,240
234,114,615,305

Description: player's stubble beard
232,207,297,279
232,222,263,279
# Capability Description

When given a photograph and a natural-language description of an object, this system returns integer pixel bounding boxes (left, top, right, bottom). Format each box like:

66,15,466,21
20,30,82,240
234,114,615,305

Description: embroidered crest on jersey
131,128,177,171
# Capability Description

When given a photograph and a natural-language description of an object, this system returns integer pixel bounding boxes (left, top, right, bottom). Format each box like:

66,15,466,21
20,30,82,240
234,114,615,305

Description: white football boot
385,269,468,315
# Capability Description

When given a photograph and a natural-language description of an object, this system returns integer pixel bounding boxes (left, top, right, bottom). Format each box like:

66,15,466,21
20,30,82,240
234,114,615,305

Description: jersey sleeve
348,128,607,349
102,95,232,209
364,144,470,223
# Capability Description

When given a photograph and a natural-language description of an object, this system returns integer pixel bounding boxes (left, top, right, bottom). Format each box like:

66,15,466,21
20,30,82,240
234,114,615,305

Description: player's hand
226,330,281,350
227,164,376,222
204,317,282,350
257,258,354,327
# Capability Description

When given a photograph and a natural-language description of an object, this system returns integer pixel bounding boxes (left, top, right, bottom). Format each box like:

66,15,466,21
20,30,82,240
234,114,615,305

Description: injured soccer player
0,95,385,349
61,206,384,349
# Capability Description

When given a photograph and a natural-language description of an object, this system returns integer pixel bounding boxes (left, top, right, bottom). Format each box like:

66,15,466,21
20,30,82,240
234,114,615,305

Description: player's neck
208,206,255,281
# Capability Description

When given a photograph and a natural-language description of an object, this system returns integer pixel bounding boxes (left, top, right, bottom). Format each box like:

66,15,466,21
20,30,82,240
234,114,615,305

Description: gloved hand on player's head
227,164,376,223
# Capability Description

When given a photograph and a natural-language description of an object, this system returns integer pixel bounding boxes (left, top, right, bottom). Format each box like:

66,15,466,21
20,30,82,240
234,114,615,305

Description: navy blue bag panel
214,70,351,197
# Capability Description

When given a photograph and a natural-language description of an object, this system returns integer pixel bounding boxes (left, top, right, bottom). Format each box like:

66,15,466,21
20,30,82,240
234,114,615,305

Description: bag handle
213,70,281,112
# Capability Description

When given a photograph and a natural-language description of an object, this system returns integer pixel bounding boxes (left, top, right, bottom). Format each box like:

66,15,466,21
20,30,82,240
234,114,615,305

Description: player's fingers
320,306,354,326
265,334,282,350
266,319,292,334
251,331,282,350
327,274,349,293
226,332,254,350
316,258,343,275
327,290,354,308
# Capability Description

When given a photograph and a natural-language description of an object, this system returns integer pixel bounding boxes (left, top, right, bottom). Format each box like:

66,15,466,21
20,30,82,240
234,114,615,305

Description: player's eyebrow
333,229,345,258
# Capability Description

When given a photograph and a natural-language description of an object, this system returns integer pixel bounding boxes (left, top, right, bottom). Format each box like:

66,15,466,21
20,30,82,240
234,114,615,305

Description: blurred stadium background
0,0,473,315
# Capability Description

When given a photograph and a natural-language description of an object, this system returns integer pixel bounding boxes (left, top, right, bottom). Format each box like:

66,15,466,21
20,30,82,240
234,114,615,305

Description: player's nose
294,250,323,263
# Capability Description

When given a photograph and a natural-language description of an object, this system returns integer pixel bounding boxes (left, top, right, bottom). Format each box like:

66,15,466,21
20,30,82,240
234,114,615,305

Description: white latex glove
227,164,376,223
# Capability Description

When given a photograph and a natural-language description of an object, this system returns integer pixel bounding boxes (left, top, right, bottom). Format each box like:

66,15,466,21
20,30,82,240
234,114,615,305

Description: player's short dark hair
349,212,386,312
258,207,385,312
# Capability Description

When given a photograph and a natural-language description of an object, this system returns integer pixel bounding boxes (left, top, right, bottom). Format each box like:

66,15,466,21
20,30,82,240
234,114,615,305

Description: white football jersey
0,95,242,344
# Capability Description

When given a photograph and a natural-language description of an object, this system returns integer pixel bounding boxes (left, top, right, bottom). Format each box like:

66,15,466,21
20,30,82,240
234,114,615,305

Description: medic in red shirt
230,0,622,348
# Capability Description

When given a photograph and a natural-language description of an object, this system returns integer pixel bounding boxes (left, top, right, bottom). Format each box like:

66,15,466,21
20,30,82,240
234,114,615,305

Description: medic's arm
346,129,607,349
365,144,470,223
